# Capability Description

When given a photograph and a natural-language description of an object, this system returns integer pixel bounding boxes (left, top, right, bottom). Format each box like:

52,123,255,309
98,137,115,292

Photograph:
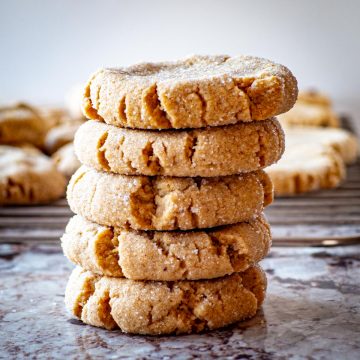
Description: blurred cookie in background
52,143,80,179
65,84,86,121
297,89,332,107
284,126,358,165
278,89,340,127
266,142,345,196
44,121,83,154
39,106,73,130
0,103,47,147
266,125,358,196
0,145,66,205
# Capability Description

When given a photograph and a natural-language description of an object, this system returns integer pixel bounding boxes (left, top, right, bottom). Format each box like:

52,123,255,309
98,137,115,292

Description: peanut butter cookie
267,143,345,196
83,55,297,129
62,214,271,280
0,103,46,147
74,119,285,177
284,126,358,164
0,145,66,204
65,265,266,334
67,166,273,230
297,89,332,106
44,121,83,154
52,143,81,179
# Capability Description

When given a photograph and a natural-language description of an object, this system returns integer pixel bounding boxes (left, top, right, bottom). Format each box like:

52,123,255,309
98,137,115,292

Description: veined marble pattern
0,244,359,360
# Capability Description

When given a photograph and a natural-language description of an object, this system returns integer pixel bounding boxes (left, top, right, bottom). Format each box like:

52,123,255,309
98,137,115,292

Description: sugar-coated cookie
65,265,266,334
62,214,271,280
74,119,285,177
266,143,345,196
67,166,273,230
52,143,80,179
0,145,66,204
0,103,46,147
83,55,297,129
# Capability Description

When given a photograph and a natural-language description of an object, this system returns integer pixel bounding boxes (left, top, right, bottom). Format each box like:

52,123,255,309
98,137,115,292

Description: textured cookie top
62,214,271,280
65,265,266,334
83,55,298,129
74,118,285,177
67,165,273,230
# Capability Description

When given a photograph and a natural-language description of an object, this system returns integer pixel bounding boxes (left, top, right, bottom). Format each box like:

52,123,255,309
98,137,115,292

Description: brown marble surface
0,243,359,360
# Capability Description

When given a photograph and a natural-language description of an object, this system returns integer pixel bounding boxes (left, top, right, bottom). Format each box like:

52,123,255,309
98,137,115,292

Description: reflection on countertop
0,244,359,359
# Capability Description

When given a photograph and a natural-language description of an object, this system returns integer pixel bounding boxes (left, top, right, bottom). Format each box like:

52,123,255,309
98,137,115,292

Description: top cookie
83,55,298,129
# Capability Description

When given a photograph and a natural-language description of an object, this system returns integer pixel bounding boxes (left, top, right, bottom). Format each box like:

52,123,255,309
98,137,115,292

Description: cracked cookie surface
74,119,285,177
83,55,297,129
62,214,271,280
0,145,66,204
67,166,273,230
65,265,266,335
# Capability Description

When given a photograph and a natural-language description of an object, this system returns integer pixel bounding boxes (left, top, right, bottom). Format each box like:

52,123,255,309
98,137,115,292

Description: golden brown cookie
65,265,266,334
266,143,345,196
297,89,332,106
38,106,72,130
284,126,358,164
52,143,81,179
279,102,339,128
83,55,297,129
0,145,66,204
74,119,285,177
67,165,273,230
0,103,46,147
62,214,271,280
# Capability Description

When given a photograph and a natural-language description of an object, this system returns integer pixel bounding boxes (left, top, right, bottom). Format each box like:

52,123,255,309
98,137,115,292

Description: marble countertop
0,244,359,360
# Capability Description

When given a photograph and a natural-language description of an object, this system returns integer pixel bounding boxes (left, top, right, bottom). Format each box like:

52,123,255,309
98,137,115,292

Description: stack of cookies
61,55,297,335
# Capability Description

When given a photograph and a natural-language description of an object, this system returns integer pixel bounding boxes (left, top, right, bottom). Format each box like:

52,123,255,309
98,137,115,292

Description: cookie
285,126,358,165
74,119,285,177
0,145,66,204
52,143,81,179
62,214,271,280
266,143,345,196
44,121,83,154
39,106,73,130
0,103,46,147
67,165,273,230
297,89,332,106
83,55,297,129
278,102,339,128
65,265,266,334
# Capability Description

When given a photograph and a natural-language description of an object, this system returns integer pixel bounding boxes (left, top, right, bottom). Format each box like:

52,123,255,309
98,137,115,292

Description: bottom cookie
65,265,266,335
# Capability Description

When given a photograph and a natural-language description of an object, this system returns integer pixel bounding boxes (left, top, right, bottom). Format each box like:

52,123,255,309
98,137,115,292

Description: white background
1,0,359,115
